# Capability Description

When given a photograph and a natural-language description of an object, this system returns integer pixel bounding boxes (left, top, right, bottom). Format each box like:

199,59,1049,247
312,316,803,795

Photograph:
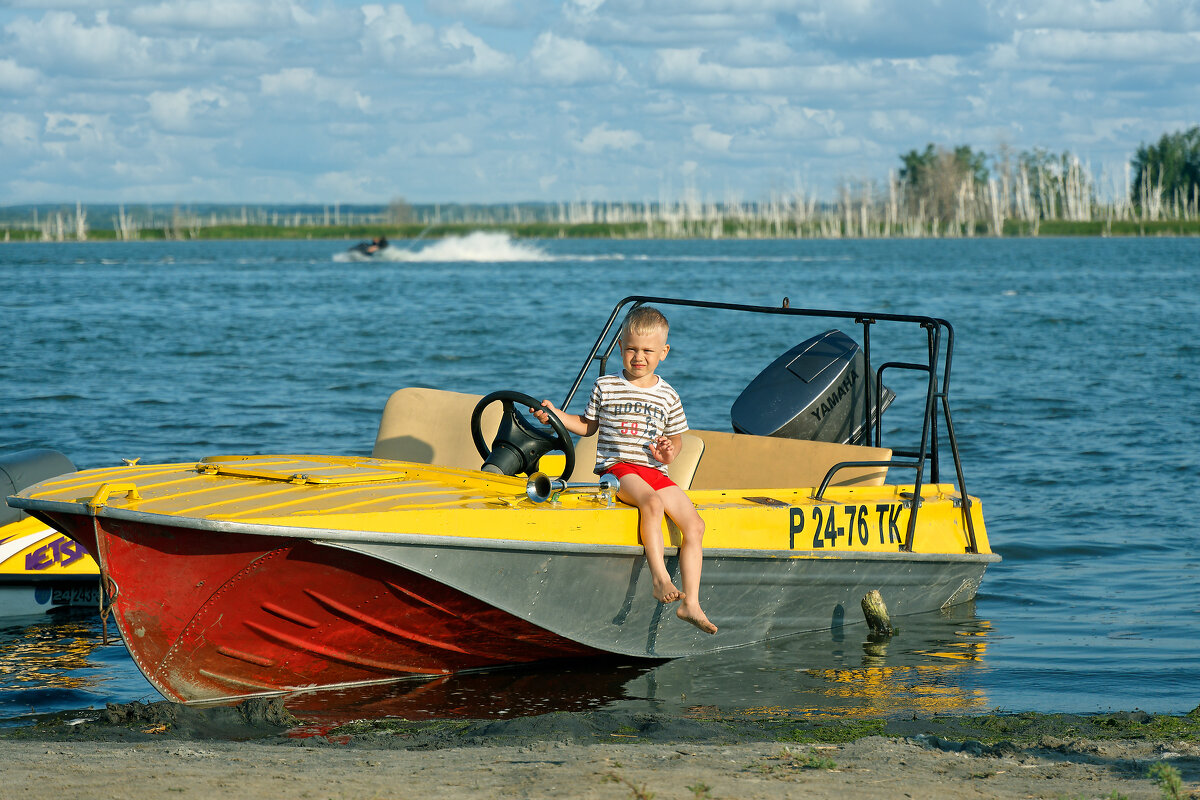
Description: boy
535,306,717,635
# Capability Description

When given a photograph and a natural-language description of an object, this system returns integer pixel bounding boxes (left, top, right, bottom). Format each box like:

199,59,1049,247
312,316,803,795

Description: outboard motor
731,330,895,445
0,448,76,527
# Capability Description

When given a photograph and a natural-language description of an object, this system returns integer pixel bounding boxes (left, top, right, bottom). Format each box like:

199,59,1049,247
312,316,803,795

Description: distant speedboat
0,449,98,618
10,296,997,704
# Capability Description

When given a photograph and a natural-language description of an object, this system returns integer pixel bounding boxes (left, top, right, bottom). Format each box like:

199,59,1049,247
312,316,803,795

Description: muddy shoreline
4,701,1198,798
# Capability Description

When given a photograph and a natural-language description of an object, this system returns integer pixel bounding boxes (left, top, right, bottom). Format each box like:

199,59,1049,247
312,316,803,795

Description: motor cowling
0,448,76,527
731,330,894,445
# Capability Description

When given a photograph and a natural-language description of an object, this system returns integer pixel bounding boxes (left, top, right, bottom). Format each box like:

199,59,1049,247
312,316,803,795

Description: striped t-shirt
584,373,688,474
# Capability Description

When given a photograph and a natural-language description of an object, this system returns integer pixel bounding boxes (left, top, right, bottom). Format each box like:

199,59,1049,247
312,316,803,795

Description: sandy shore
4,701,1198,799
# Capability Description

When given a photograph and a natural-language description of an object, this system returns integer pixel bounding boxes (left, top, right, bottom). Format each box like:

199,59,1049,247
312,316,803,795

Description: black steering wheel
470,390,576,480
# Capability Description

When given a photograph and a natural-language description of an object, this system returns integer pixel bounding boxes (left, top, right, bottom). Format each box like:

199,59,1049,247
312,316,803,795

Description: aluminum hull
333,535,993,658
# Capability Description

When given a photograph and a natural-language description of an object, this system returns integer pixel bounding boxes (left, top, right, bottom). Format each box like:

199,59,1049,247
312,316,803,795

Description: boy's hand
531,399,557,425
649,435,676,464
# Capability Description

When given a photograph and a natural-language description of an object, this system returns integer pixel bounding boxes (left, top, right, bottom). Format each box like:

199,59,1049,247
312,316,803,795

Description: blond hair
620,305,669,339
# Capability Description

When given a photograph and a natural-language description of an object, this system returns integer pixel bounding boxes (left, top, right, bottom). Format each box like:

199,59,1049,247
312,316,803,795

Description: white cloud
127,0,302,31
1011,76,1065,100
653,46,880,95
360,4,440,61
564,0,608,23
441,23,515,76
146,87,232,132
868,108,927,134
260,68,371,112
426,0,521,26
0,0,1195,204
1016,0,1200,32
575,123,643,154
819,136,863,156
1009,29,1200,64
692,123,732,151
654,47,787,92
769,106,843,140
0,58,40,93
6,10,158,75
719,98,780,126
313,171,375,201
529,32,618,84
796,0,1007,58
360,4,513,76
0,112,39,151
722,36,795,67
41,112,112,160
419,132,474,156
662,47,763,90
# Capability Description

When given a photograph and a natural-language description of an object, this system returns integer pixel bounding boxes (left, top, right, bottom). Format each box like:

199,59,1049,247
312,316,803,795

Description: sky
1,0,1197,205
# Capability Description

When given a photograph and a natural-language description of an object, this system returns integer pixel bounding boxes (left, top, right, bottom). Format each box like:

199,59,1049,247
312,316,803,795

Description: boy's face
619,326,669,383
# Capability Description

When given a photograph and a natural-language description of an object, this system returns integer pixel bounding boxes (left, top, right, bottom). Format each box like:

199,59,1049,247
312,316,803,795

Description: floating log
861,589,895,636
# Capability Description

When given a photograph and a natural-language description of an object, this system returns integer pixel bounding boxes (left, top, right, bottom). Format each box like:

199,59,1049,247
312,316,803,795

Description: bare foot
652,575,683,604
677,603,718,634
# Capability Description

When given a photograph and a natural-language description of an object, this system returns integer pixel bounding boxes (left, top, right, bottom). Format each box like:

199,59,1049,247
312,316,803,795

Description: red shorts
603,462,677,491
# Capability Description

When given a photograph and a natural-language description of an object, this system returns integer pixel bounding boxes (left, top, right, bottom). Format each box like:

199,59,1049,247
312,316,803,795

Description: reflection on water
794,619,993,718
0,604,994,724
283,661,651,724
0,612,162,721
0,613,101,692
626,603,992,720
276,604,993,724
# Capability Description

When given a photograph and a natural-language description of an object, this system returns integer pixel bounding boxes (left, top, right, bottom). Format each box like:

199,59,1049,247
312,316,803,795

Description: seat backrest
372,389,883,491
372,387,500,471
687,429,891,490
567,433,705,489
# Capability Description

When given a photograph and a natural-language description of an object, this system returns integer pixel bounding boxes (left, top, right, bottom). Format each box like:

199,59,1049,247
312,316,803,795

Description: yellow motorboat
9,296,998,703
1,449,99,618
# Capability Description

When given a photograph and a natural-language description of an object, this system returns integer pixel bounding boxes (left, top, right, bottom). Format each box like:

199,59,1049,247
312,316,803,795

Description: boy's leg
658,486,718,634
615,474,682,604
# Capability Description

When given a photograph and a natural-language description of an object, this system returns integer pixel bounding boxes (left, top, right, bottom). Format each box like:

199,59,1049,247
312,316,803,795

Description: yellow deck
20,454,989,556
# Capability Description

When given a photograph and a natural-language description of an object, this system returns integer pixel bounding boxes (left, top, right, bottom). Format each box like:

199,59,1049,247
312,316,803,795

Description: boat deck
18,454,988,556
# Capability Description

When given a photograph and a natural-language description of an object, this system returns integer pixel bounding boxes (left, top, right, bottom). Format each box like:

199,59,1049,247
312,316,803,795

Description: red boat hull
40,512,602,702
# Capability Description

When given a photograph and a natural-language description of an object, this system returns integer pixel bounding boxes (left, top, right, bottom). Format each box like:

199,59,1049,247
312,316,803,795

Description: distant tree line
4,128,1198,242
1130,127,1200,213
898,126,1200,225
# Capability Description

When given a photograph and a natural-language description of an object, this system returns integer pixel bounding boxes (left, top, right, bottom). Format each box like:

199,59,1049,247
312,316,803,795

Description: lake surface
1,234,1197,722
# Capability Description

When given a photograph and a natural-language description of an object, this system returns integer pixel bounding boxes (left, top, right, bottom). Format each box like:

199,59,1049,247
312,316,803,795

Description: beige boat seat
372,387,501,471
373,387,707,487
687,429,892,491
566,432,706,489
372,387,889,492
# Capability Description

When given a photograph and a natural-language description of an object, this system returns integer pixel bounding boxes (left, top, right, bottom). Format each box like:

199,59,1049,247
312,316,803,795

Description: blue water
1,235,1197,721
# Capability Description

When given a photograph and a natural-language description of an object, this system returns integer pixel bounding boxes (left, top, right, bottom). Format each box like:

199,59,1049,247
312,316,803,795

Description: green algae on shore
5,699,1200,751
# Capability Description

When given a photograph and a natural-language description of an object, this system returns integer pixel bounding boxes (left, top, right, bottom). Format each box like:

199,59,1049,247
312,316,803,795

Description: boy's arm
532,400,598,437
